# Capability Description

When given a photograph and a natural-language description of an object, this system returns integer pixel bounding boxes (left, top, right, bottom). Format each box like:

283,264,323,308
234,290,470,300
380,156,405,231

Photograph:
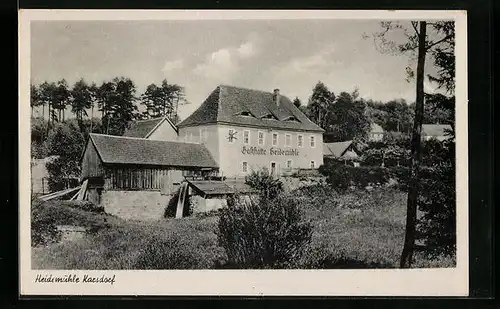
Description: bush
417,162,456,256
216,194,313,269
319,162,409,192
31,199,61,246
245,168,284,200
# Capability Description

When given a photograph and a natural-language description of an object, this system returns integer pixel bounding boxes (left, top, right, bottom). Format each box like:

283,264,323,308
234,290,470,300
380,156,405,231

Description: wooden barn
80,133,219,220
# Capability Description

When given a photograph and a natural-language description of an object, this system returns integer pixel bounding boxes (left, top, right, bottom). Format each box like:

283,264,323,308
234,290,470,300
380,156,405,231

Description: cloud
192,33,261,82
162,59,184,73
274,44,338,75
237,41,256,59
193,48,236,81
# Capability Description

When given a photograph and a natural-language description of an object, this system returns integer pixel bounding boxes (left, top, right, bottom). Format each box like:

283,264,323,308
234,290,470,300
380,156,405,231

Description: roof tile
89,133,218,168
178,85,324,132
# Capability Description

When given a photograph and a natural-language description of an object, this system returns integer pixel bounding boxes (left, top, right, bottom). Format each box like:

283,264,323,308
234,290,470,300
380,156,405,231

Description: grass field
31,186,455,269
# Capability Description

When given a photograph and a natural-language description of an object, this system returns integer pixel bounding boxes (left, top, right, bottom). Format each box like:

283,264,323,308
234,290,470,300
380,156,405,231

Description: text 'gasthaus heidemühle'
34,274,116,285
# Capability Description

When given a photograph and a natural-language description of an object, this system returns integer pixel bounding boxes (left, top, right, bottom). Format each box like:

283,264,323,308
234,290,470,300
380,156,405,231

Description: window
242,161,248,173
297,134,303,147
258,131,265,145
310,135,316,148
286,159,293,169
243,130,250,144
310,160,316,169
272,133,278,146
285,134,291,147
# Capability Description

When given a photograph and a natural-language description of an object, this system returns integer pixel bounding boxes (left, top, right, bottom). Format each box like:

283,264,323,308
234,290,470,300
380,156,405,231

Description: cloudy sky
31,19,441,120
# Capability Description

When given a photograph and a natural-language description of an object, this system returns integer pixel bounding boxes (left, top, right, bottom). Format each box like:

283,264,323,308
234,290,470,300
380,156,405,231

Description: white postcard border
19,9,469,296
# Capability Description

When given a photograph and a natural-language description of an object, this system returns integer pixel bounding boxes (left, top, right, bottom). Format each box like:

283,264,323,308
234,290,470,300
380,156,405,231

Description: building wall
81,140,105,179
215,124,323,178
178,124,221,166
103,166,185,191
101,190,172,221
147,119,179,142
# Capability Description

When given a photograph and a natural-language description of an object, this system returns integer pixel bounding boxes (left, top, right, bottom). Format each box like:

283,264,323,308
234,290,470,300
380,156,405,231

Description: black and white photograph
19,10,468,296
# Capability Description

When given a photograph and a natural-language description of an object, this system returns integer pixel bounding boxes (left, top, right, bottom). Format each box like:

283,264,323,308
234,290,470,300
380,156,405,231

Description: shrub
417,162,456,256
45,120,85,192
31,199,61,246
319,161,409,192
245,168,284,200
216,194,313,269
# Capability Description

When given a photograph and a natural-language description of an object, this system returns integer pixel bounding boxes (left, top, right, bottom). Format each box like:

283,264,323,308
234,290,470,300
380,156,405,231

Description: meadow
31,185,455,270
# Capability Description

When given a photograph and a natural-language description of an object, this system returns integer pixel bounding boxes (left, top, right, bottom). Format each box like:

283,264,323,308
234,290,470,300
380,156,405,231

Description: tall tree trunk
400,21,427,268
90,105,94,132
42,104,45,120
47,103,51,129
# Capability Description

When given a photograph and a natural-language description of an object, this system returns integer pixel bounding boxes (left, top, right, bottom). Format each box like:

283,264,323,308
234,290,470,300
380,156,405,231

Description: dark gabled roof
186,179,254,196
122,117,178,138
422,124,452,137
89,133,218,168
177,85,324,132
323,141,354,158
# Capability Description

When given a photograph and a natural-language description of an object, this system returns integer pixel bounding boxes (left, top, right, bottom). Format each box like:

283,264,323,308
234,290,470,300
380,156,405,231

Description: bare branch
411,21,420,36
425,34,453,51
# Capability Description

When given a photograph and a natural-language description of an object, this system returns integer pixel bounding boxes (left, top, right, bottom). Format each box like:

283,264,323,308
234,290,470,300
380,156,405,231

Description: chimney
273,88,280,107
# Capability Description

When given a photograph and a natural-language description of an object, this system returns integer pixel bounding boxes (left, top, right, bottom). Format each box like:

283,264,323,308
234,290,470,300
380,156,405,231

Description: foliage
70,79,93,121
216,194,313,269
306,81,335,130
417,138,455,255
31,117,48,158
319,161,409,191
292,96,302,107
140,79,184,121
97,77,140,135
244,168,284,200
45,120,85,191
327,91,371,141
31,198,61,246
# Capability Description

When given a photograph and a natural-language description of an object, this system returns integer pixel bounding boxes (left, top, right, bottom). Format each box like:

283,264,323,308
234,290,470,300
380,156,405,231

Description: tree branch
425,34,453,51
411,21,420,36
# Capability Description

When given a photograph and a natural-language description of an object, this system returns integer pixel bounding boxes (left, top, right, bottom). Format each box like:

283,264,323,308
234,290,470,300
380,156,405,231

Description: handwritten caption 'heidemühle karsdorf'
35,274,116,285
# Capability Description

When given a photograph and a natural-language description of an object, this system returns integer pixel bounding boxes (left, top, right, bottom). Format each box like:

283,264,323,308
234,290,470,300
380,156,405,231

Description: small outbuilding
323,140,360,166
186,179,256,213
80,133,219,220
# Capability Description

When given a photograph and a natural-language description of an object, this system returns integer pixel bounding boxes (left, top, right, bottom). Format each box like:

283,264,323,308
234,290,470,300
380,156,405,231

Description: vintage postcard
19,9,468,296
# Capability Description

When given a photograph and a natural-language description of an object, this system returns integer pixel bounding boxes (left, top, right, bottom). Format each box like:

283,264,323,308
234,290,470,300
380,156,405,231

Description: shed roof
187,179,254,196
323,141,354,158
88,133,218,168
422,124,452,137
122,116,178,138
177,85,324,132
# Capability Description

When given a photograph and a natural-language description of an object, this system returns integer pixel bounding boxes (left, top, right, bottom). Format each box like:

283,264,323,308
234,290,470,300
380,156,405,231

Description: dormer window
239,111,253,117
283,116,299,122
261,113,276,120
